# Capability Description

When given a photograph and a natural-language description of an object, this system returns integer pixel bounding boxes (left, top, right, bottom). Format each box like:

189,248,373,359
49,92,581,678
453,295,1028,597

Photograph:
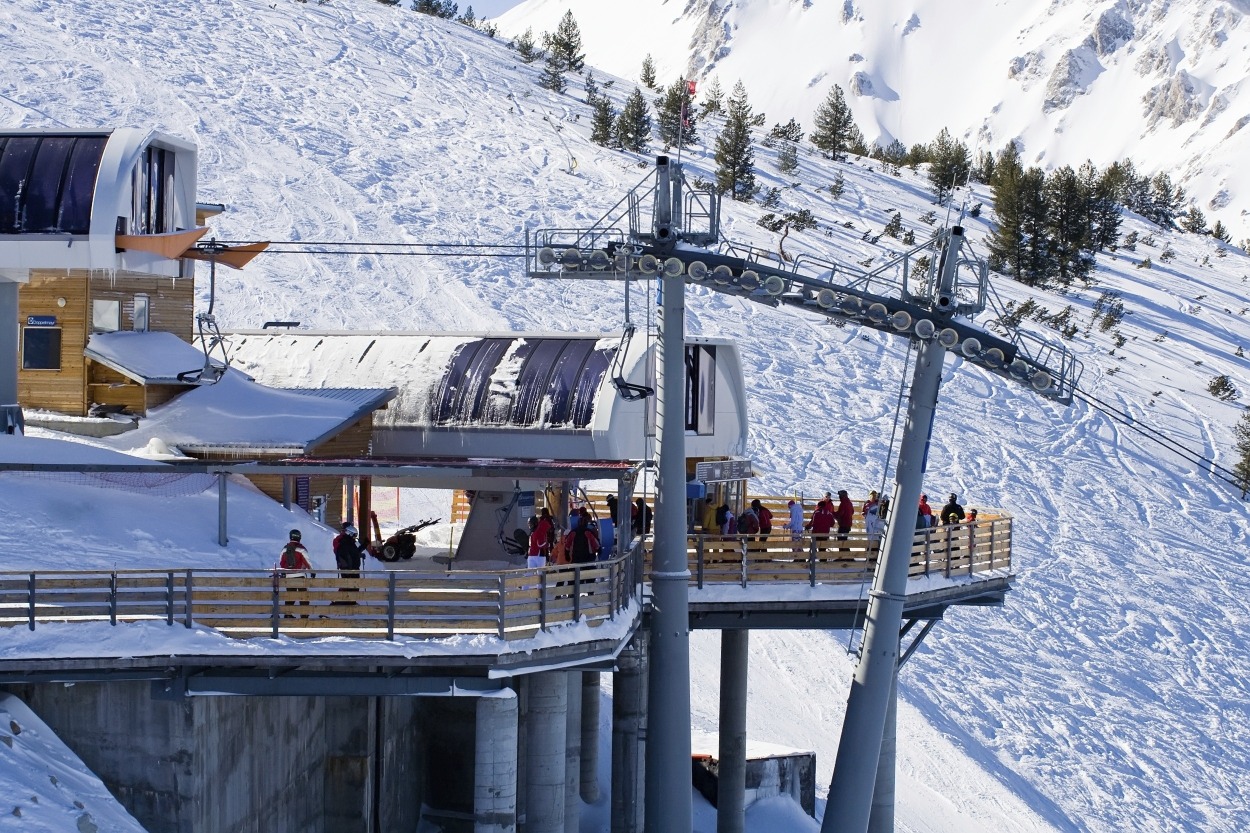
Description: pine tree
768,118,804,144
548,10,585,73
988,143,1026,279
583,70,599,103
714,81,757,201
810,85,856,160
1182,204,1209,234
1087,163,1123,253
655,79,697,148
590,95,617,147
1147,172,1185,228
1235,410,1250,499
457,5,475,26
514,27,542,63
701,77,724,116
1018,166,1053,286
883,211,903,239
640,54,657,89
539,50,567,93
1212,220,1231,243
927,128,970,205
777,140,798,174
971,149,996,183
614,87,652,152
1044,165,1095,285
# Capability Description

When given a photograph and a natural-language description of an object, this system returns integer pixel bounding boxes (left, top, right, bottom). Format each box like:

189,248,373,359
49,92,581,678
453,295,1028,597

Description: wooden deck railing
663,517,1012,589
0,550,641,641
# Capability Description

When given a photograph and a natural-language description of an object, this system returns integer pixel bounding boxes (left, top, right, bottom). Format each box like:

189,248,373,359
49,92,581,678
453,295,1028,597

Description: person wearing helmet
277,528,313,618
332,521,367,604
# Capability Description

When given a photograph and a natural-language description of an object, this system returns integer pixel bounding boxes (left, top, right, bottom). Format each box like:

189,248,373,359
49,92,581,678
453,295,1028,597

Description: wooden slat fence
666,517,1012,589
0,551,639,641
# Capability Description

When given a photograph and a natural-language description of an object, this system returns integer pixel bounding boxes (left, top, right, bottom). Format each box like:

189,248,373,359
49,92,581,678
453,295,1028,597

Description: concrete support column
0,282,22,435
868,664,898,833
217,472,228,546
324,696,375,833
476,691,519,833
581,672,601,802
565,671,583,833
526,671,568,833
717,629,749,833
613,630,649,833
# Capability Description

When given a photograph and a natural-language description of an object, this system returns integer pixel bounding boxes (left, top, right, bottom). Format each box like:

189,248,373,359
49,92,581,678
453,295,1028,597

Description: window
131,145,176,235
22,327,61,370
0,134,106,234
132,294,149,332
92,299,120,332
685,344,716,435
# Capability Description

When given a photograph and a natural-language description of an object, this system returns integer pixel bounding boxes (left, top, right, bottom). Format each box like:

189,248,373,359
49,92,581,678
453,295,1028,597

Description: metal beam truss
524,162,1080,403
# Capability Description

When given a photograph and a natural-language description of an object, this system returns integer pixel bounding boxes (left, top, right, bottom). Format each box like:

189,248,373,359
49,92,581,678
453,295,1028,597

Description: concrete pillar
717,630,749,833
565,672,583,833
324,696,375,833
217,472,228,546
868,665,898,833
0,282,22,435
476,691,519,833
613,630,649,833
581,672,601,802
526,672,568,833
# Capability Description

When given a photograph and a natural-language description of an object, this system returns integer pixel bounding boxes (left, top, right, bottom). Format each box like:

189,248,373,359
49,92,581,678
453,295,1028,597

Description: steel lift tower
526,157,1080,833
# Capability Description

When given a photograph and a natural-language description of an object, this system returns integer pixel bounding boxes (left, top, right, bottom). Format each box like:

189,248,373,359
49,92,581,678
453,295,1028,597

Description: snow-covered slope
3,1,1250,831
499,0,1250,242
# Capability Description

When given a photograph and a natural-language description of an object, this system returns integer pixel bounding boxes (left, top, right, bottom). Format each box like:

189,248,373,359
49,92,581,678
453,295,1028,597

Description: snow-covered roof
85,331,232,385
99,370,396,457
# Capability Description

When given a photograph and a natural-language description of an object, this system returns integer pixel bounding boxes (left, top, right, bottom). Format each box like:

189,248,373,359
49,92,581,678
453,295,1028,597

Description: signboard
26,316,57,327
695,459,754,483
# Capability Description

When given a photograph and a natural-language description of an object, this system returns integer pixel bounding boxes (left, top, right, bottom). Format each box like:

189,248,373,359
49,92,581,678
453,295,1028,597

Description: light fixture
56,297,66,308
937,328,959,349
867,303,888,323
890,310,912,331
712,265,733,284
1031,370,1052,391
816,289,837,309
960,337,982,357
537,247,557,266
983,347,1005,368
560,248,581,270
738,270,760,290
914,318,936,339
688,260,709,281
638,254,661,275
763,275,787,295
588,249,610,270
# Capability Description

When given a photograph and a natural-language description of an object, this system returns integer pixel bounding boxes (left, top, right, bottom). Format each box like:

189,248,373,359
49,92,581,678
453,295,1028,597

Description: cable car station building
0,130,1023,833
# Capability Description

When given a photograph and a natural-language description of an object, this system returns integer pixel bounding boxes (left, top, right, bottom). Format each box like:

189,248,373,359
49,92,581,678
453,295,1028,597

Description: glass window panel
59,137,106,235
432,340,487,424
23,137,74,232
511,339,566,426
22,327,61,370
132,294,149,332
569,348,614,428
461,338,511,422
92,299,120,332
480,340,535,424
545,340,595,425
0,137,39,233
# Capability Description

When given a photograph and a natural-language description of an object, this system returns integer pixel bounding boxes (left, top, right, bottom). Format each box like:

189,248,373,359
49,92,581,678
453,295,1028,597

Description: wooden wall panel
309,416,374,458
88,272,195,340
17,274,89,415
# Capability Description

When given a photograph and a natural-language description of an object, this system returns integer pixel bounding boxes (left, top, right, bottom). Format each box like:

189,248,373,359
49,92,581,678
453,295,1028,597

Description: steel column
822,228,964,833
717,629,749,833
645,156,692,833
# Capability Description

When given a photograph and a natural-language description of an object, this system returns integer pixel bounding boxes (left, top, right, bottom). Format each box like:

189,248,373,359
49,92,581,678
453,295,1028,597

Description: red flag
686,80,697,96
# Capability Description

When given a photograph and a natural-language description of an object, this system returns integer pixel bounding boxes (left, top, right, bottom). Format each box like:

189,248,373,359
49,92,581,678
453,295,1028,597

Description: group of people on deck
525,496,651,568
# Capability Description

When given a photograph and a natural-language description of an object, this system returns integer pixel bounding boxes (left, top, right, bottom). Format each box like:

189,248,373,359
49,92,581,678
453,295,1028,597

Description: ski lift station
0,130,1077,833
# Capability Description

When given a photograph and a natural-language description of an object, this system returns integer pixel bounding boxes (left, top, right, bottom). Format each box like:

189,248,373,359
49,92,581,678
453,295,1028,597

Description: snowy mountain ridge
499,0,1250,240
2,1,1250,832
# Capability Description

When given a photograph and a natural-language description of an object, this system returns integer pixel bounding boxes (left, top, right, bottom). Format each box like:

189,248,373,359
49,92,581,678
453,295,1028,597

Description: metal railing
659,518,1012,589
0,546,642,641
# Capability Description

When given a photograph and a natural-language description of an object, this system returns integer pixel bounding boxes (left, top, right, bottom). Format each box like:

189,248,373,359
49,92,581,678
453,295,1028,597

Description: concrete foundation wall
5,683,426,833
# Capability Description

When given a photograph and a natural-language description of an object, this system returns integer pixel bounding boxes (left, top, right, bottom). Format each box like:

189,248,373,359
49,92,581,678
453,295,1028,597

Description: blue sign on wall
26,316,57,327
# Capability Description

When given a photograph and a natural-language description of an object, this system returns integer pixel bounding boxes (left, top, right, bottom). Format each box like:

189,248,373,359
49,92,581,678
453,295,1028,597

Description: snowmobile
367,511,441,562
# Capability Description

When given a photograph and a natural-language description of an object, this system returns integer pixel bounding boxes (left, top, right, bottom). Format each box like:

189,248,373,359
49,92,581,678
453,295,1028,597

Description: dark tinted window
511,339,567,425
430,337,512,424
22,327,62,370
0,135,105,234
545,340,596,425
570,347,614,428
